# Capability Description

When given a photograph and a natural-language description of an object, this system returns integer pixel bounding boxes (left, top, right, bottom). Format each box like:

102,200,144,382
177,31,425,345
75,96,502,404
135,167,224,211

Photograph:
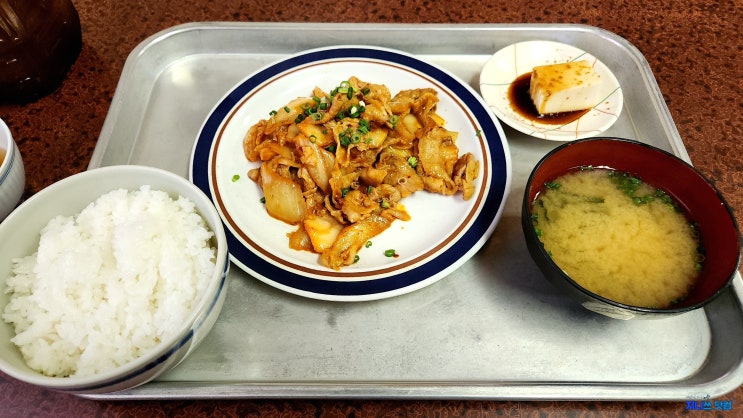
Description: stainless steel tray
85,22,743,400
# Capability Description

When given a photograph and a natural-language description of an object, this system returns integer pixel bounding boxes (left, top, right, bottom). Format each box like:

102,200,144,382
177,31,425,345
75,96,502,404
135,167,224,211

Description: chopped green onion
379,199,390,209
358,119,370,133
689,223,700,239
353,255,360,264
362,87,371,95
366,185,373,194
326,144,337,153
384,249,396,257
365,241,373,248
260,197,266,204
389,115,399,130
339,132,351,147
341,187,350,197
407,156,418,168
284,106,291,113
310,112,323,121
269,110,277,116
231,174,240,182
545,181,560,190
694,250,705,271
309,134,317,143
656,189,675,206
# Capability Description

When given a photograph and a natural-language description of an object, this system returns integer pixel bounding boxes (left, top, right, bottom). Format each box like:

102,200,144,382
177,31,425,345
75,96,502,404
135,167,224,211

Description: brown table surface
1,0,741,416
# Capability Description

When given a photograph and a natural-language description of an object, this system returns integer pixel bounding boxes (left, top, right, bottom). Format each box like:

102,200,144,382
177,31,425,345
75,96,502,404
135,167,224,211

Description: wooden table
1,0,740,416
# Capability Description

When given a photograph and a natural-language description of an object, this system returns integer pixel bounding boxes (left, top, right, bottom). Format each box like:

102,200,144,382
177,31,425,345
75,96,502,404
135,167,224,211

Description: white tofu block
529,60,603,115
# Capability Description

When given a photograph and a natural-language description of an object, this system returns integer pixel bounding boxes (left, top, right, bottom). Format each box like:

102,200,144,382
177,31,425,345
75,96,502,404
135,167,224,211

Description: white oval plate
190,45,511,301
479,40,623,141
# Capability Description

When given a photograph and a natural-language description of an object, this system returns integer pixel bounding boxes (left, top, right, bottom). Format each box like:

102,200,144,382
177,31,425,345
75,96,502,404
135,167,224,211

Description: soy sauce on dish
508,73,589,125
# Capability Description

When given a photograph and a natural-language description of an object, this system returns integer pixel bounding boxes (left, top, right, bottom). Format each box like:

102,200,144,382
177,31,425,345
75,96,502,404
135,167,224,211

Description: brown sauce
508,73,589,125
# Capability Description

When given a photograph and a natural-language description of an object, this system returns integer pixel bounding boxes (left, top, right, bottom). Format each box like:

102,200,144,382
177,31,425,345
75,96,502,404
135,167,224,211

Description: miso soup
531,168,702,308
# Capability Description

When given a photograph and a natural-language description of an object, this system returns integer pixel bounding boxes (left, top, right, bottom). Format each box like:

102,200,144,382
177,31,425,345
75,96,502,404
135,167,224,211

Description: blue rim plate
190,45,511,301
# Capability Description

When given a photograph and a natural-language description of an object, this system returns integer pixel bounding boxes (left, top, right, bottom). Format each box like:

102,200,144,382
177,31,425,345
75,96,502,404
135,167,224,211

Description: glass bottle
0,0,82,104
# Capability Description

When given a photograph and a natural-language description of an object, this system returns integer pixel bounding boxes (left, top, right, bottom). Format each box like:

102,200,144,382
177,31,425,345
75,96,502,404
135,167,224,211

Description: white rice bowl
0,166,229,394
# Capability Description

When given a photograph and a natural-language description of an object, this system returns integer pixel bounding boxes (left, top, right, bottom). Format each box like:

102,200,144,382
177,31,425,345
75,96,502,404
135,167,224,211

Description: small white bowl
0,165,229,394
0,118,25,220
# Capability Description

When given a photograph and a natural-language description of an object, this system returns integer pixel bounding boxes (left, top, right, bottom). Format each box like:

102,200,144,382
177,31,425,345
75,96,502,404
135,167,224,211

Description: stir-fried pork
242,77,480,269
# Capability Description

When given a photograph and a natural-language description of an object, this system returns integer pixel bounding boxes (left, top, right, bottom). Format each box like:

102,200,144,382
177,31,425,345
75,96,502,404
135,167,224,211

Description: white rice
2,186,216,377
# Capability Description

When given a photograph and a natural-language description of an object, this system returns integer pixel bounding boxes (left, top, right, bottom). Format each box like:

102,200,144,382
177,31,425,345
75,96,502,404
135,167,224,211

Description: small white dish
479,40,623,141
0,118,25,220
